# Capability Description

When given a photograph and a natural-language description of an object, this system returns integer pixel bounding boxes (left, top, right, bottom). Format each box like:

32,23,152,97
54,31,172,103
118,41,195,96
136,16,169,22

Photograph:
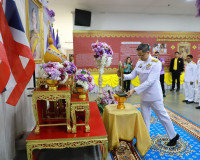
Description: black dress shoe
186,101,194,104
176,89,180,92
182,100,188,103
196,106,200,109
163,94,166,97
167,134,179,146
170,89,174,91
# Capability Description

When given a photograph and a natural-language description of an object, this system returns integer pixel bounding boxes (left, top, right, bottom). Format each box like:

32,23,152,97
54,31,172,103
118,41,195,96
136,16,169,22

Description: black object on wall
75,9,91,27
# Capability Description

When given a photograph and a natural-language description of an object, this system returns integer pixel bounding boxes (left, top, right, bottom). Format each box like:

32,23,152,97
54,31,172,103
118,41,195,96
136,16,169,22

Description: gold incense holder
114,94,127,110
46,79,59,91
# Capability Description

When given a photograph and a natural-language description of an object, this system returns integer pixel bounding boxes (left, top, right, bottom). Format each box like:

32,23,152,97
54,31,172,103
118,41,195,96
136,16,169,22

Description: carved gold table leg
102,140,108,160
85,104,90,132
32,95,40,134
66,98,71,133
71,104,77,133
26,143,33,160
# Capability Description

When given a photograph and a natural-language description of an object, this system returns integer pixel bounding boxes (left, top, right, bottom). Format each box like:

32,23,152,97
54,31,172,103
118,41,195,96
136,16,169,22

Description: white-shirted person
196,58,200,109
119,43,179,146
182,55,197,104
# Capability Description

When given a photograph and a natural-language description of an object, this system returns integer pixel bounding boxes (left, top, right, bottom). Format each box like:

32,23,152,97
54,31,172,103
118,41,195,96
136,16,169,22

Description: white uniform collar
145,54,152,63
188,61,193,64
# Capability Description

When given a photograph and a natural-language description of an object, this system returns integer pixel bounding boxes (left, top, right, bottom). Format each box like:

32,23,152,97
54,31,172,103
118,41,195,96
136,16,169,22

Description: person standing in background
196,58,200,109
155,51,166,97
182,55,197,104
69,55,74,63
169,52,184,92
123,57,133,92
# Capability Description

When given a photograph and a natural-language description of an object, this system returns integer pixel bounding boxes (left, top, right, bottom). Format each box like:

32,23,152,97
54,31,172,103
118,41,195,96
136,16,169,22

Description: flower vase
76,87,88,100
46,79,59,91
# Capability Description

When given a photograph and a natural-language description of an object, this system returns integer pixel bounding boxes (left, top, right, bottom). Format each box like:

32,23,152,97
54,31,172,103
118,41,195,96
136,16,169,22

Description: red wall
73,31,200,69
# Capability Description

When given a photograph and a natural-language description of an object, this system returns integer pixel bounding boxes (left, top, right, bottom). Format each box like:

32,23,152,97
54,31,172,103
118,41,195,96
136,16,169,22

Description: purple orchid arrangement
100,89,118,105
74,69,95,92
196,0,200,17
46,8,55,18
62,61,77,75
96,89,118,114
39,62,68,84
91,41,114,71
91,41,113,59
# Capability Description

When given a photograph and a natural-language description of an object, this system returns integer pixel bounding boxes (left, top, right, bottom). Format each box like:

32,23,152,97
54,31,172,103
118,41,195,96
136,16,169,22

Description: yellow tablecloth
164,72,184,85
92,73,185,87
102,103,151,156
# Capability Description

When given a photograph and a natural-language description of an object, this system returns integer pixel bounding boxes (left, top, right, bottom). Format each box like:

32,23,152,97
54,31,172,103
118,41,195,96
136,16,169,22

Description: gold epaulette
151,58,158,62
192,62,196,64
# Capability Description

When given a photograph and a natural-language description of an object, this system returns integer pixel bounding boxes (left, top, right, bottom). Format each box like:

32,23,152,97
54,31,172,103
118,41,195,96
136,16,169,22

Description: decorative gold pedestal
71,94,90,133
32,87,71,134
114,94,127,110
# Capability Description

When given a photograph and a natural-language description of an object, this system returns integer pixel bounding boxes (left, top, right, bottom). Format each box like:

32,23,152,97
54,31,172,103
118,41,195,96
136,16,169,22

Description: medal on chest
138,63,142,68
145,63,152,70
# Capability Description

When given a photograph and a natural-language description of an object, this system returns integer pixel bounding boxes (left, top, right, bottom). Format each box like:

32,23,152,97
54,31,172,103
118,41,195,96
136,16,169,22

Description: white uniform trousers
184,82,195,102
198,83,200,106
140,100,177,139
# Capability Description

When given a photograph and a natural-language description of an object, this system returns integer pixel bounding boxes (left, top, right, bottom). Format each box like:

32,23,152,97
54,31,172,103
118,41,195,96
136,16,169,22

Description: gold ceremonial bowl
76,87,89,100
46,79,59,91
114,94,127,110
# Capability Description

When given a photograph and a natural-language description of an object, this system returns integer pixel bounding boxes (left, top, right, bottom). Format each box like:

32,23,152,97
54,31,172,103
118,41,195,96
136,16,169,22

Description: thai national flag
0,0,35,106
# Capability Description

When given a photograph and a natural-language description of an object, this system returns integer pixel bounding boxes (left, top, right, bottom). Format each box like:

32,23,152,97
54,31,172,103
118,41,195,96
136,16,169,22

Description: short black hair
175,51,179,54
155,51,159,54
137,43,150,53
187,54,193,59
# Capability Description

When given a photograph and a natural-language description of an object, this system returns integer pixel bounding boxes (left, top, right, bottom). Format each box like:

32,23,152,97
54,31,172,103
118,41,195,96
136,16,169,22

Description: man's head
154,51,159,59
186,54,193,63
136,43,150,61
175,52,179,58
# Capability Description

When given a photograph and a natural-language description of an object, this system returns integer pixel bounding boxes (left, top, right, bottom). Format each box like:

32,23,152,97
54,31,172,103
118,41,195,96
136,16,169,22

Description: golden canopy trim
73,31,200,39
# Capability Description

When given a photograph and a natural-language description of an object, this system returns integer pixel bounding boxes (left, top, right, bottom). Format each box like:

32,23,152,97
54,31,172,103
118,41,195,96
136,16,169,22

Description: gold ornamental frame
26,0,44,64
177,43,191,60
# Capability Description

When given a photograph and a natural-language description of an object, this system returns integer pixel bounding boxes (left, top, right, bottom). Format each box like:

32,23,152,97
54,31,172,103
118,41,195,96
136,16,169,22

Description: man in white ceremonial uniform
123,43,179,146
196,58,200,109
182,55,197,104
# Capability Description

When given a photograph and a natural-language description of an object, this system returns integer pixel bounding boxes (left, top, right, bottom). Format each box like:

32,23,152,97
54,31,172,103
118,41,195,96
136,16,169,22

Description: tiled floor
14,89,200,160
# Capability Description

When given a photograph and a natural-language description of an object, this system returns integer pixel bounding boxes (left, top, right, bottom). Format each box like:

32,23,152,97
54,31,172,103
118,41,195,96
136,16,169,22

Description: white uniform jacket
184,61,197,83
197,59,200,82
124,55,163,102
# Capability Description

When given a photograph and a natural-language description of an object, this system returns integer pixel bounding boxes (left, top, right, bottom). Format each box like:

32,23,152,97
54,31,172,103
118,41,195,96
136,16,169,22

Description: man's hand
126,89,135,98
190,82,194,85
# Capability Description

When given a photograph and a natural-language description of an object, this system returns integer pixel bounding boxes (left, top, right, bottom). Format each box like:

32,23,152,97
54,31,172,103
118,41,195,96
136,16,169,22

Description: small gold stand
114,94,127,110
